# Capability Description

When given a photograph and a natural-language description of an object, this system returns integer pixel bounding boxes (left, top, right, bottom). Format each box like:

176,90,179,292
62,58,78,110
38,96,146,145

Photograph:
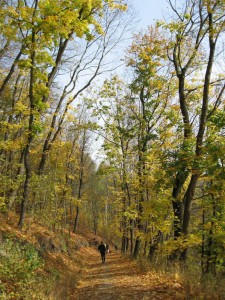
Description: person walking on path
98,241,106,263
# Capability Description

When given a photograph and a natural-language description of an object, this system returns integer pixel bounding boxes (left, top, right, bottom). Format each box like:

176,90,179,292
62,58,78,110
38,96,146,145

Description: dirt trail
72,250,185,300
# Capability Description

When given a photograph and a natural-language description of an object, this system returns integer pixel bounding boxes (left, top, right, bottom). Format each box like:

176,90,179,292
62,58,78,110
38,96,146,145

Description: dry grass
137,256,225,300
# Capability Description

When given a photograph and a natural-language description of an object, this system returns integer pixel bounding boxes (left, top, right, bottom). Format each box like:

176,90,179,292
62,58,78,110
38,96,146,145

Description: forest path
72,250,185,300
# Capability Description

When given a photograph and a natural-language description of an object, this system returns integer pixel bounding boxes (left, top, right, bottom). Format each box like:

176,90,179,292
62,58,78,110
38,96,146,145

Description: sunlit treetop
0,0,127,46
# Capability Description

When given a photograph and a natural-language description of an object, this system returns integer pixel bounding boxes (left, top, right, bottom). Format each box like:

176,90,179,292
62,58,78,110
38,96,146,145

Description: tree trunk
18,123,34,228
201,209,205,275
148,243,157,261
7,149,25,209
73,132,85,233
180,174,199,260
172,172,188,239
18,2,37,228
93,217,97,235
205,197,217,275
121,235,126,254
0,47,23,97
133,236,141,259
73,206,79,234
130,221,134,255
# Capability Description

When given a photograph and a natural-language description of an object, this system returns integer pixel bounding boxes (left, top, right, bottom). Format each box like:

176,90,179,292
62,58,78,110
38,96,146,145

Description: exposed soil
72,250,185,300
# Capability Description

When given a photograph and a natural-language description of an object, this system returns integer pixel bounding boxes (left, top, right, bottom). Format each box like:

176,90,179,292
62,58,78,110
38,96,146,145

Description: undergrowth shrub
0,234,47,299
137,255,225,299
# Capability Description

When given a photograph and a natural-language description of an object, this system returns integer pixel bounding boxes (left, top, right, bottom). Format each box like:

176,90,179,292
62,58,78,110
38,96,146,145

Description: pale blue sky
132,0,168,29
91,1,170,162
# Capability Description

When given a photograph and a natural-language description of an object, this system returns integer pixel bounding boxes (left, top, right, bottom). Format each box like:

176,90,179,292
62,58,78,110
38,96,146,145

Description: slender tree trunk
130,220,134,255
93,218,97,235
180,174,199,260
171,71,191,243
172,172,188,239
0,40,10,59
0,47,24,97
73,132,85,233
121,209,127,254
133,236,141,259
17,119,34,228
201,208,205,275
143,240,148,256
205,197,217,275
18,145,32,228
133,151,145,258
7,149,25,209
18,1,38,228
73,206,80,233
148,243,157,261
180,8,216,261
148,231,162,261
121,234,126,254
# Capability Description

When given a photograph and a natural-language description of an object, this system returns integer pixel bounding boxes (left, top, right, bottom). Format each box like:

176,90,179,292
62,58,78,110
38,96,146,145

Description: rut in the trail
72,251,185,300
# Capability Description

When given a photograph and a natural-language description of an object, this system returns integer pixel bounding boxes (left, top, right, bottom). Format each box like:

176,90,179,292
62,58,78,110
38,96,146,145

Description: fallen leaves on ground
72,251,186,300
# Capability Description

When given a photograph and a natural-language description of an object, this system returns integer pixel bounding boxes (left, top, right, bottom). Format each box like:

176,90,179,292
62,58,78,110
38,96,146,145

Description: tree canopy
1,0,225,282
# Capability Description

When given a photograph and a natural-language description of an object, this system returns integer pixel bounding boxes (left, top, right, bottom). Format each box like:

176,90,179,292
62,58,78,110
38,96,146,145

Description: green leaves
0,235,44,298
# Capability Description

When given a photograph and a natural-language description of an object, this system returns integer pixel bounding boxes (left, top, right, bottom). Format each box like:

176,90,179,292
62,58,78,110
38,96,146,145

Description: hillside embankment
1,213,223,299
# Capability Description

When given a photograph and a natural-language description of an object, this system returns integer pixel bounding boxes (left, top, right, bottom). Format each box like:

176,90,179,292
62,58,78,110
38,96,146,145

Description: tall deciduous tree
0,0,128,228
126,26,173,258
164,0,225,259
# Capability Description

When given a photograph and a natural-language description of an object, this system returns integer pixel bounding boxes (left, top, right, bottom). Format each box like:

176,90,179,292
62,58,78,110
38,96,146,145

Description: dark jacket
98,243,106,253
